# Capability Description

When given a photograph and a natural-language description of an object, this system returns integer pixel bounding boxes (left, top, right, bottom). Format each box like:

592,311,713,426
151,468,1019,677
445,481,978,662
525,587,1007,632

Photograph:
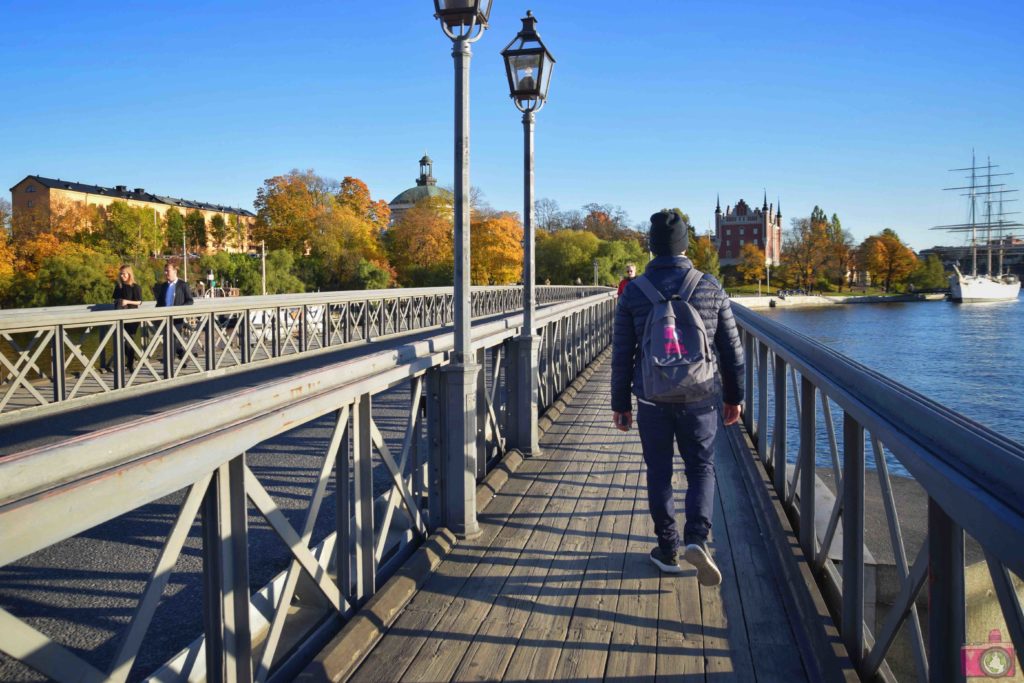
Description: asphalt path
0,317,508,682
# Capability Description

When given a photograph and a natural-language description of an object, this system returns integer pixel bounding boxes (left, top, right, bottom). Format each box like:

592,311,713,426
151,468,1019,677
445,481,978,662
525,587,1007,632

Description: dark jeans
123,322,139,369
636,400,719,552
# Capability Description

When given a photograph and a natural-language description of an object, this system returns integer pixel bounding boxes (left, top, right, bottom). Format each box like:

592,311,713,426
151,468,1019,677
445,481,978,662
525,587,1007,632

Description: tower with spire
713,192,783,266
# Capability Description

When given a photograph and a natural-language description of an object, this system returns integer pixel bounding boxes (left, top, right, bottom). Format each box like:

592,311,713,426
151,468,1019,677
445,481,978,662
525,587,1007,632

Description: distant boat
933,153,1022,303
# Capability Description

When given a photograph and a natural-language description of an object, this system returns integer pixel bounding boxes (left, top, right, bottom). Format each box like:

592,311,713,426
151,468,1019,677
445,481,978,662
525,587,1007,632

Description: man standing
617,263,637,296
155,262,194,360
611,210,744,585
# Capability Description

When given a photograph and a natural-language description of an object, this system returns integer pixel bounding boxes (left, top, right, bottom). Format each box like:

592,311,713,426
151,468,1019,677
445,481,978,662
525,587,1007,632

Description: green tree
24,245,117,306
100,201,161,259
906,253,949,290
688,235,720,279
185,210,207,252
209,214,229,250
165,207,185,253
594,238,649,286
536,230,601,284
354,258,392,290
264,249,306,294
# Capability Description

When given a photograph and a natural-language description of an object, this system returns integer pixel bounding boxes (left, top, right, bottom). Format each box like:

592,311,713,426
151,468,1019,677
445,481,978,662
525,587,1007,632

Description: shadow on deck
316,360,855,682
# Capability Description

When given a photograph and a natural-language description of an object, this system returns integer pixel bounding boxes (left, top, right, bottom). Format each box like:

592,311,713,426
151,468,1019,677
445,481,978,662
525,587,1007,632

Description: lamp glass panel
509,53,543,94
538,55,554,99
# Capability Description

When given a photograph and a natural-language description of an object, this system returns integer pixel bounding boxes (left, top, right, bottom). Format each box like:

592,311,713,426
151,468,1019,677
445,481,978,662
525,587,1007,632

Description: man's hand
612,411,632,432
723,403,742,426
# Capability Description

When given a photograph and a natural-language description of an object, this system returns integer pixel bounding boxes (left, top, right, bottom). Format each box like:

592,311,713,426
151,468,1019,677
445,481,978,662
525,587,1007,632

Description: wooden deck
345,362,850,682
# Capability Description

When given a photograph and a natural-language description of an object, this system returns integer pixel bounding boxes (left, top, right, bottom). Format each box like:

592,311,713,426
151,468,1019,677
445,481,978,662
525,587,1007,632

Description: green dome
390,184,449,207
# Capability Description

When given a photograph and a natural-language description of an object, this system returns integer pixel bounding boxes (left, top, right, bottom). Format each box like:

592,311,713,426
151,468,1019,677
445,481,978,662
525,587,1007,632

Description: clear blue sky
2,1,1022,251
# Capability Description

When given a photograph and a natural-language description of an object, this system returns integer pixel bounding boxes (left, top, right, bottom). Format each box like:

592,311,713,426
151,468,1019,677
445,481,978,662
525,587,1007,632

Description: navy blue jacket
611,255,744,412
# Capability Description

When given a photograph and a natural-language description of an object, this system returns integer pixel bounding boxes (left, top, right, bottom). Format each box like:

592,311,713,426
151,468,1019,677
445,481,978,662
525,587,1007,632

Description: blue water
753,295,1024,476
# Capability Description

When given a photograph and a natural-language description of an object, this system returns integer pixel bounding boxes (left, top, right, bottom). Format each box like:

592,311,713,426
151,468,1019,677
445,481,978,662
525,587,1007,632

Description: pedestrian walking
154,261,194,361
112,265,143,373
616,263,637,296
611,210,744,585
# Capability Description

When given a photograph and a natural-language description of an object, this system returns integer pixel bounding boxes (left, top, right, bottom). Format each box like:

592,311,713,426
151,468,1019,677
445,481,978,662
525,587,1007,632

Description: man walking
155,262,194,360
611,210,744,585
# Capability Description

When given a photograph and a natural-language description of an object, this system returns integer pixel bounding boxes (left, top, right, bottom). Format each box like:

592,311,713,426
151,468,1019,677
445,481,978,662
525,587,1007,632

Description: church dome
389,153,451,211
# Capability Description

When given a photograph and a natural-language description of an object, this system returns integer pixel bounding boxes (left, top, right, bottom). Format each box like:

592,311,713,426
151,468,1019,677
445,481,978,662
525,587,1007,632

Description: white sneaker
683,541,722,586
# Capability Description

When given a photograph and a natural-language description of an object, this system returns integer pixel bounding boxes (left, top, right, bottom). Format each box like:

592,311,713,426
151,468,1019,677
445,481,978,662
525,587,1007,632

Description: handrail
731,302,1024,681
0,292,616,683
0,285,611,419
732,304,1024,575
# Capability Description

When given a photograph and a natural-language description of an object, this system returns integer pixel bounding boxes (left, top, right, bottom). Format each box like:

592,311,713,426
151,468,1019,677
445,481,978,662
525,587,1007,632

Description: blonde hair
118,265,136,285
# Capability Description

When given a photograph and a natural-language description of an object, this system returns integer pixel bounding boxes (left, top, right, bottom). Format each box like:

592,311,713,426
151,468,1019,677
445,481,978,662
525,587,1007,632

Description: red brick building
715,194,783,266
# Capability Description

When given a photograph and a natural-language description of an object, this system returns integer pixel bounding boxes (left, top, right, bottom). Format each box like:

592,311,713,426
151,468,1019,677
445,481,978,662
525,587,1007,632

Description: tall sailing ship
933,154,1022,302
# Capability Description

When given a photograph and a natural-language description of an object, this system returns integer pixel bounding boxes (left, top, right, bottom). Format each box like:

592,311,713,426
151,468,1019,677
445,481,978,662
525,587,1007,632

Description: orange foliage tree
471,213,523,285
386,196,454,286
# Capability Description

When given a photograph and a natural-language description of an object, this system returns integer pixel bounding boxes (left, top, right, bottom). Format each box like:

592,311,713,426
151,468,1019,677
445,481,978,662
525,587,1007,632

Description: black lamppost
432,0,492,538
501,10,555,457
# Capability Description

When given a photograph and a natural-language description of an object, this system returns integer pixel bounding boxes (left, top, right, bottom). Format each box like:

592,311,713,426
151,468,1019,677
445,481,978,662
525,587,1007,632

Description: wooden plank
348,391,590,682
713,429,810,680
656,463,705,678
376,372,609,682
604,424,661,682
701,479,757,678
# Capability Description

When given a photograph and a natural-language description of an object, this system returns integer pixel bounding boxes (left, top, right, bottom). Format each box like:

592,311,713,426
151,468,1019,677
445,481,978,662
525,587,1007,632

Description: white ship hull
949,268,1021,302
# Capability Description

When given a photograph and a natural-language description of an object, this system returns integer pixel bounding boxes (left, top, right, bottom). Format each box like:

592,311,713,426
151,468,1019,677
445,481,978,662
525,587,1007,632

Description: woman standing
113,265,143,373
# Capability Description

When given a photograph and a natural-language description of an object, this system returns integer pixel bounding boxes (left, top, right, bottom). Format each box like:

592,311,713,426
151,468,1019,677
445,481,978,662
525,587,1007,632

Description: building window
739,239,744,246
25,185,35,193
26,200,34,208
739,228,744,235
726,228,732,236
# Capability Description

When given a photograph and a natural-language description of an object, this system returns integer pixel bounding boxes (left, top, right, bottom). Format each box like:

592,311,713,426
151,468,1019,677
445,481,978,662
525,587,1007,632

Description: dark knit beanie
649,210,689,256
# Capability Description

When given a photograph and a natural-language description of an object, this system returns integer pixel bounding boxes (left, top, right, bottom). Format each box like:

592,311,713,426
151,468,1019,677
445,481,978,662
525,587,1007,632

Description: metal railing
732,303,1024,682
0,285,606,420
0,291,615,683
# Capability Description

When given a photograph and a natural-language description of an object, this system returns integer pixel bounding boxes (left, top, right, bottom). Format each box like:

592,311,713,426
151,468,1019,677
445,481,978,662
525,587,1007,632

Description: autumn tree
386,195,454,286
165,207,185,252
858,229,917,292
209,214,230,250
822,213,854,291
471,212,523,285
185,210,207,252
253,169,338,252
737,243,766,284
781,216,828,289
20,243,118,307
534,198,563,232
0,232,14,303
338,176,391,232
688,235,720,279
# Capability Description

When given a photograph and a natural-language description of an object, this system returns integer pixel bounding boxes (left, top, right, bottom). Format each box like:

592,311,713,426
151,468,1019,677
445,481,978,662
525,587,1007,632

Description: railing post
509,334,542,458
773,354,788,498
163,317,174,379
743,332,754,433
439,360,481,538
52,325,65,402
842,413,865,668
298,306,308,353
351,393,375,602
799,377,817,559
335,405,354,605
205,313,215,371
425,368,445,531
241,310,251,365
757,341,769,458
113,321,125,389
928,497,965,683
201,455,253,683
475,346,488,479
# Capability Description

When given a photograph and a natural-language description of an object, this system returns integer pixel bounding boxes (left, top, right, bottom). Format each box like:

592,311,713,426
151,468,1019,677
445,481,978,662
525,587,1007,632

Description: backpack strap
676,268,705,303
632,275,665,304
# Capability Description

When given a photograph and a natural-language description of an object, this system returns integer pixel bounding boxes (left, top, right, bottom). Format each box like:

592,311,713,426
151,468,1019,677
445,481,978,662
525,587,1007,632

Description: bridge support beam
928,497,965,683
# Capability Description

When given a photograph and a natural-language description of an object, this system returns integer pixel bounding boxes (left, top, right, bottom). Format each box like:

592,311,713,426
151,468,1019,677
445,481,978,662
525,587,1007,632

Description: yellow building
9,175,256,252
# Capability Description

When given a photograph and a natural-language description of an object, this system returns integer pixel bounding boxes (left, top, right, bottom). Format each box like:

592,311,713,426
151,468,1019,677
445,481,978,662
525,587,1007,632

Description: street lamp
432,0,490,539
502,10,555,458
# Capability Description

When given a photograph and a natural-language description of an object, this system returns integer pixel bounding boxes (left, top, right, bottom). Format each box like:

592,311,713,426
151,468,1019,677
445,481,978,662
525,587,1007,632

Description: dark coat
611,255,744,412
154,279,194,307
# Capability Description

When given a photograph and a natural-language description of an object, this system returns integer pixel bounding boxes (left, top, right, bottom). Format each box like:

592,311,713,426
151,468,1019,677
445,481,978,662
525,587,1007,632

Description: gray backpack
633,269,717,403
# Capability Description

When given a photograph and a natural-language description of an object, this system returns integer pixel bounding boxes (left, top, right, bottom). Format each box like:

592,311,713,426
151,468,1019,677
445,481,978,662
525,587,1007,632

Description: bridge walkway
336,361,852,682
